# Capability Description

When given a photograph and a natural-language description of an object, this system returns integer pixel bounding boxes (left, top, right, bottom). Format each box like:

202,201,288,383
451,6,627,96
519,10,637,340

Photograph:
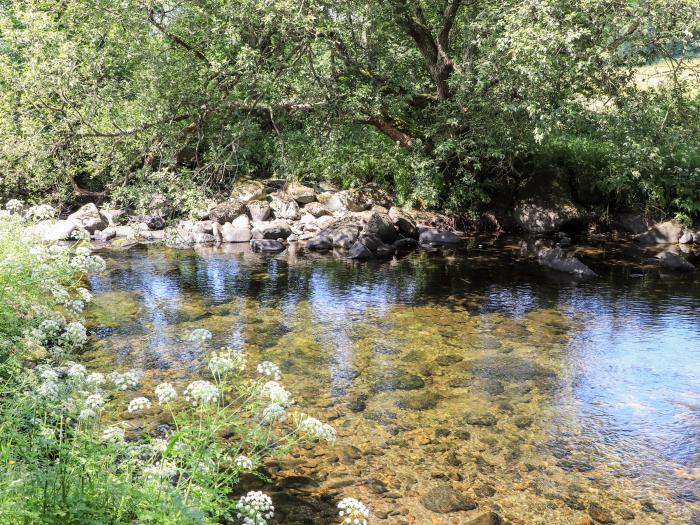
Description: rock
419,229,462,246
465,512,502,525
208,201,245,224
514,200,584,233
658,251,696,272
615,211,654,235
371,370,425,392
252,220,292,240
270,195,301,220
463,413,497,426
635,220,683,244
473,485,497,498
283,182,316,204
363,212,398,243
458,355,556,382
326,190,367,213
146,193,170,216
356,183,393,209
250,239,285,253
435,355,463,366
222,218,252,243
393,238,419,249
538,246,597,277
246,200,271,222
102,208,126,226
679,230,697,244
388,207,418,238
349,234,395,259
303,202,332,217
348,239,373,259
557,459,594,472
40,220,76,241
306,235,333,251
143,215,165,230
193,232,216,245
94,227,116,241
67,203,108,233
231,180,266,203
477,212,501,233
113,225,136,237
420,485,477,513
139,229,165,241
321,219,362,249
395,392,441,411
588,502,614,524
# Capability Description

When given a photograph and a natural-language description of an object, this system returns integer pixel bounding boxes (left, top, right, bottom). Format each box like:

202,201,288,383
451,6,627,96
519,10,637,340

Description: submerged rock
348,234,395,259
371,370,425,392
420,485,477,513
395,392,441,411
251,220,292,240
658,251,696,272
466,512,502,525
306,235,333,251
538,246,597,277
588,502,614,524
250,239,285,253
463,413,497,426
419,229,462,246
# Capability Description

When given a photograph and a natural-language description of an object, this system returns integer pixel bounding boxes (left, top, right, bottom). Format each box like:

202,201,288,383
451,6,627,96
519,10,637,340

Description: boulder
251,239,285,253
144,216,165,230
231,180,266,204
139,229,165,241
615,211,655,235
146,193,170,217
388,207,418,238
41,220,77,241
303,202,332,217
394,237,419,249
465,513,502,525
349,234,395,259
193,220,215,234
67,203,108,233
419,229,462,246
246,200,271,222
326,190,368,213
252,220,292,240
363,212,397,243
208,201,245,224
113,225,136,238
222,216,252,243
679,230,698,244
538,247,597,277
94,227,116,242
321,219,362,249
166,228,195,247
102,209,126,226
306,235,333,251
193,232,217,245
635,221,683,244
658,251,696,272
420,485,477,513
355,183,392,209
270,195,300,220
283,182,316,204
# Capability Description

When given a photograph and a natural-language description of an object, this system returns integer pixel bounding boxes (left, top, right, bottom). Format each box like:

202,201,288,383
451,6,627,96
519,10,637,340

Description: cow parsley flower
256,361,281,381
40,369,59,382
261,381,292,406
298,416,336,443
60,322,87,348
261,403,287,425
338,498,369,525
108,370,140,390
64,299,84,315
71,228,90,241
189,328,212,345
127,397,151,413
184,380,219,406
86,372,106,386
5,199,23,214
235,491,274,525
38,379,59,399
154,382,177,404
234,455,254,471
26,204,56,221
66,363,87,381
101,426,126,443
76,288,92,303
39,320,62,340
79,408,97,420
143,461,178,483
84,393,105,410
208,349,246,377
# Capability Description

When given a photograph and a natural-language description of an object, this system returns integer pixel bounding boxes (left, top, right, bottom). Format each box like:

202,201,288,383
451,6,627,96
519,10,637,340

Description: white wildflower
86,372,106,386
70,228,90,241
37,380,59,399
84,393,105,409
298,416,336,443
5,199,23,214
235,491,274,525
101,426,126,443
208,349,246,377
261,403,287,425
184,380,219,407
256,361,281,381
39,369,59,382
26,204,56,221
108,370,140,390
127,397,151,413
234,455,254,471
60,322,87,348
154,382,178,404
64,299,84,315
79,408,97,420
66,363,87,380
261,381,292,407
76,288,92,303
189,328,212,345
338,498,369,525
143,461,178,482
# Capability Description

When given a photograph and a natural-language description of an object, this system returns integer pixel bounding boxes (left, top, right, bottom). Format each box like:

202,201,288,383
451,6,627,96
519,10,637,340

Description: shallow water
84,239,700,524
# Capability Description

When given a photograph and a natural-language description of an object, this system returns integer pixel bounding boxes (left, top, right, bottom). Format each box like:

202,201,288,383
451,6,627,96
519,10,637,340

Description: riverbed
83,238,699,524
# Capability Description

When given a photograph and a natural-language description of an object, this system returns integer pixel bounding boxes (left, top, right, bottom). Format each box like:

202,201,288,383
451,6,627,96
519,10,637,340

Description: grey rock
326,190,369,213
394,237,419,249
458,356,557,382
463,413,497,426
144,215,165,230
321,219,362,249
306,235,333,251
94,227,116,241
252,220,292,240
222,220,252,243
246,200,271,222
371,370,425,392
67,203,108,233
303,202,332,217
363,212,397,243
679,230,697,244
208,201,245,224
250,239,285,253
389,207,418,238
465,512,502,525
538,246,597,277
615,211,655,235
231,180,266,203
139,229,165,241
419,229,462,246
395,392,441,411
420,485,477,513
635,220,683,244
658,251,696,272
588,502,615,523
193,232,216,245
283,182,316,204
270,195,300,220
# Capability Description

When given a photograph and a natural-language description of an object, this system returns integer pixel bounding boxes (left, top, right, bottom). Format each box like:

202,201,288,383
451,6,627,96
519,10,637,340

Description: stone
363,212,398,243
40,220,76,241
458,355,557,382
465,512,502,525
419,229,462,246
538,246,597,277
321,219,362,249
389,207,418,238
270,195,300,220
614,211,654,235
208,201,245,224
588,502,614,524
557,460,594,472
420,485,477,513
283,182,316,204
94,227,116,241
635,220,683,244
394,237,419,249
326,190,368,213
371,370,425,392
102,208,126,226
348,239,373,259
303,201,332,217
193,232,216,245
252,220,292,240
246,200,271,222
222,219,252,243
349,234,394,259
251,239,285,253
395,392,441,411
658,251,696,272
435,355,463,366
114,225,136,237
463,413,497,426
679,230,696,244
139,229,165,241
144,215,165,230
306,235,333,251
231,180,266,203
67,203,108,233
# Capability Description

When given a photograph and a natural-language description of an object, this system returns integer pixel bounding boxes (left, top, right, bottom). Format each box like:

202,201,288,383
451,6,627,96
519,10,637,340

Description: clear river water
83,238,699,524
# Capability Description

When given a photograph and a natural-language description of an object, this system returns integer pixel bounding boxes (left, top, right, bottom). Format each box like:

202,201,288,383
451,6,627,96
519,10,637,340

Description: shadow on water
84,239,700,524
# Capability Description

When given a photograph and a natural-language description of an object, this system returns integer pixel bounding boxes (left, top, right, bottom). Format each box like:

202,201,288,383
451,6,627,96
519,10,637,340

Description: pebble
420,485,478,513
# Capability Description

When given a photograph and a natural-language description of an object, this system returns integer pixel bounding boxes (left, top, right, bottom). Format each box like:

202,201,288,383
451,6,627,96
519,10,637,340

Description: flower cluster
256,361,281,381
261,381,292,406
5,199,23,214
70,228,90,242
234,455,254,471
66,363,87,381
154,382,177,404
261,403,287,425
86,372,106,386
298,415,336,443
235,491,274,525
84,393,106,410
184,380,219,407
208,349,246,377
60,321,87,348
101,426,126,443
25,204,56,222
189,328,212,345
143,461,178,483
108,371,140,390
338,498,369,525
127,397,152,413
64,299,85,315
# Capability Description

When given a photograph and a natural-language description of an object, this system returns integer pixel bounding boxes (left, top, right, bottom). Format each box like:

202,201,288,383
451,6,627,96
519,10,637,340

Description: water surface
84,239,700,524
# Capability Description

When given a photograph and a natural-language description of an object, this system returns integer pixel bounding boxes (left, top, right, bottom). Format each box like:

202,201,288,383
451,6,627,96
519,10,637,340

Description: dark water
84,239,700,524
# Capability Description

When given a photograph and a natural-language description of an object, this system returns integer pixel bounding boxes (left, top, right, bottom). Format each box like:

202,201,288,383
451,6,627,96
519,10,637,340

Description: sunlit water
84,239,700,524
